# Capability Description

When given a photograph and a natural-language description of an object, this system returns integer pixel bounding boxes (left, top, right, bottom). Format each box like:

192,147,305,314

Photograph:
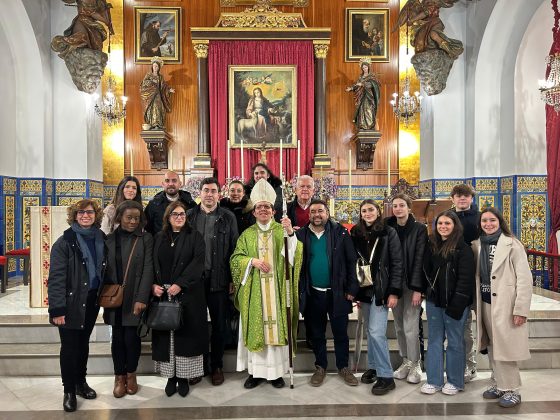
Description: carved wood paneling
123,0,400,187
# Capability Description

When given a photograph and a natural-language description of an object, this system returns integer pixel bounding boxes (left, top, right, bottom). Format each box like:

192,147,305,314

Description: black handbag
145,295,183,331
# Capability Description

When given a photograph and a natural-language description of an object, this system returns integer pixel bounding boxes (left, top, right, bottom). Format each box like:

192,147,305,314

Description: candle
240,139,245,181
279,138,283,179
297,139,301,178
227,140,231,180
129,144,134,176
387,148,391,196
348,148,352,203
169,147,173,171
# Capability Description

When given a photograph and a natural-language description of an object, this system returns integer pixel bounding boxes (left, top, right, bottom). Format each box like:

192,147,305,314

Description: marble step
0,337,559,376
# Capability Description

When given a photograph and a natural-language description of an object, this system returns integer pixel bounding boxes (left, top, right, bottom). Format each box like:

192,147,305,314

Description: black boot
75,382,97,399
243,375,265,389
361,369,377,384
165,377,177,397
63,392,77,412
177,378,190,397
371,377,396,395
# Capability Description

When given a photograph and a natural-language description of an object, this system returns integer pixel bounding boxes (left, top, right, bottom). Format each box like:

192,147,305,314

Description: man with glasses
230,179,303,389
145,171,195,235
287,175,315,231
187,177,238,386
296,200,359,387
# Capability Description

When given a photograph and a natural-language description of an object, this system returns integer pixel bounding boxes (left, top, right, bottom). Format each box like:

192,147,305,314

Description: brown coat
472,235,532,361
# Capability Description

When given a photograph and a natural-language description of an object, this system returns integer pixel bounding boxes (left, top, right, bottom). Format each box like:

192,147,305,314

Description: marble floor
0,370,559,419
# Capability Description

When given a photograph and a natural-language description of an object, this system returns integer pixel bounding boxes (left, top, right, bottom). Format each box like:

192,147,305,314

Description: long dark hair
111,176,142,207
430,210,463,258
478,207,513,237
245,163,282,189
354,199,384,237
162,201,192,234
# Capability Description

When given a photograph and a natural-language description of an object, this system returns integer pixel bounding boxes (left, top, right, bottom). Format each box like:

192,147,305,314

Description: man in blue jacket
296,199,359,387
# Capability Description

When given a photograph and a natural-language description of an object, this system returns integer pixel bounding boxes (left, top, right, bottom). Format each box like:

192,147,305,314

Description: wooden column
313,41,331,168
193,40,211,168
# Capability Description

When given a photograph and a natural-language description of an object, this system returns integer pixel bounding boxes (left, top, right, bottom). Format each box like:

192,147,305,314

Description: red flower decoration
42,225,50,233
42,207,50,215
42,261,50,270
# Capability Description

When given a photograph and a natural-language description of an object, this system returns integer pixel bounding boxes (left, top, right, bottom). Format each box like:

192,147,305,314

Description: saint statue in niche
140,56,175,130
346,58,381,131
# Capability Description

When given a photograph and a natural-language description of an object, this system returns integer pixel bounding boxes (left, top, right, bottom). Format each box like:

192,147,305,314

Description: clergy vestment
230,221,303,380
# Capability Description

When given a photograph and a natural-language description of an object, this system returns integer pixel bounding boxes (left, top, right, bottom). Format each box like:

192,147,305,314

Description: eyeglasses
255,204,273,210
170,212,186,218
77,210,95,216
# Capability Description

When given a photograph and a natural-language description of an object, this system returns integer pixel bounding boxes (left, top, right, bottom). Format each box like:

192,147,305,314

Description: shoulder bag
356,238,379,288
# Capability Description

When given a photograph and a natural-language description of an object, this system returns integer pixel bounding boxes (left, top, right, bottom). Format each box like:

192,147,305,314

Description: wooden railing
526,249,559,293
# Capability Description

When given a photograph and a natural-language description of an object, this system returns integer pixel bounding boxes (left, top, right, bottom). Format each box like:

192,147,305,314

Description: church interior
0,0,559,418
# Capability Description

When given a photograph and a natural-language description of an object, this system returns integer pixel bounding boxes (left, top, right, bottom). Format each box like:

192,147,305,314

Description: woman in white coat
472,207,532,408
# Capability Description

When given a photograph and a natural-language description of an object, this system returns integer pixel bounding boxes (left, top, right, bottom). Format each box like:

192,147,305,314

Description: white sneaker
393,358,412,380
420,383,442,394
406,361,422,384
464,367,477,383
442,382,461,395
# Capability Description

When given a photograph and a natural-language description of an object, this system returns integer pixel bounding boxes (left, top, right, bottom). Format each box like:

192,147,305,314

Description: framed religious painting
228,65,297,148
345,8,390,62
134,7,182,63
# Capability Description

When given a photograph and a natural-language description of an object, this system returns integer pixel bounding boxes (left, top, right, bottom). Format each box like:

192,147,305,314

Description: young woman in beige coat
472,207,532,408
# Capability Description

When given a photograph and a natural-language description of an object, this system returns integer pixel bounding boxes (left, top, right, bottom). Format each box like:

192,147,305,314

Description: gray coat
102,229,154,327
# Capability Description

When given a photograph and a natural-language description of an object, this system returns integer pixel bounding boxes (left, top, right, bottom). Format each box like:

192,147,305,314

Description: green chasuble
230,222,303,353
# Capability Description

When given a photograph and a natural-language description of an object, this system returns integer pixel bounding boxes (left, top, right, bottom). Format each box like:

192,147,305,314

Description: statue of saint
140,57,175,130
346,58,381,131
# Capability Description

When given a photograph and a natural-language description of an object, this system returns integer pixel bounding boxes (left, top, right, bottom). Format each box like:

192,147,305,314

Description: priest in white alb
230,178,303,389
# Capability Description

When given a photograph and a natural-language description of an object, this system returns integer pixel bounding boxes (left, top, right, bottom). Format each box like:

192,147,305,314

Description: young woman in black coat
151,201,208,398
102,200,153,398
48,199,106,412
421,210,475,396
350,199,403,395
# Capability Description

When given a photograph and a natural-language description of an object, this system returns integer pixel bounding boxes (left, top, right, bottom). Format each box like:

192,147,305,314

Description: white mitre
250,178,276,205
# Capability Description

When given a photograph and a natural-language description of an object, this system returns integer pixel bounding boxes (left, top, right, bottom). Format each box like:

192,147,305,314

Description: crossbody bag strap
368,238,379,263
122,236,139,289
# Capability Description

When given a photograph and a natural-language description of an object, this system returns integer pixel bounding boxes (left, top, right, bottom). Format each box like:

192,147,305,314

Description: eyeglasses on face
255,204,273,210
170,212,186,218
77,210,95,216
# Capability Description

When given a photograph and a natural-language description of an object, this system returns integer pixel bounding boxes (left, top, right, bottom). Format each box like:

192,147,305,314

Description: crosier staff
281,174,295,389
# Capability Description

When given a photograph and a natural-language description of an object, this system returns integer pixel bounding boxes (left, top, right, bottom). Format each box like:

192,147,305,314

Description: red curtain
546,0,560,289
208,40,315,185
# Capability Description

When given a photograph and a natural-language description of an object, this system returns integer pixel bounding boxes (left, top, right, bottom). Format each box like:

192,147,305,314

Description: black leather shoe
177,379,190,397
271,377,285,388
75,382,97,399
165,378,177,397
243,375,265,389
63,392,77,412
371,377,396,395
361,369,377,384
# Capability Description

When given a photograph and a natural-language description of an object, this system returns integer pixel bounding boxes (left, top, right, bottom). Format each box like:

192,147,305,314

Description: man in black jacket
296,200,359,387
187,177,238,386
451,183,480,383
144,171,195,235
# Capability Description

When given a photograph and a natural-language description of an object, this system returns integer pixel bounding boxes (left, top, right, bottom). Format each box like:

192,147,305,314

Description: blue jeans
361,301,393,378
425,300,469,389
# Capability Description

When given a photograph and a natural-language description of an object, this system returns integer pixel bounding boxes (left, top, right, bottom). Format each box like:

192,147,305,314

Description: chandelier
539,53,560,112
93,36,127,125
390,72,422,127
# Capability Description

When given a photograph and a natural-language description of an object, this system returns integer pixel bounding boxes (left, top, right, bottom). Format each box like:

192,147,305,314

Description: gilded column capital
313,41,329,59
192,40,210,59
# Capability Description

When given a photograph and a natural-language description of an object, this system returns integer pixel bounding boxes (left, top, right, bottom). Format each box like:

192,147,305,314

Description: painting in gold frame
228,65,297,148
346,8,389,62
134,7,181,64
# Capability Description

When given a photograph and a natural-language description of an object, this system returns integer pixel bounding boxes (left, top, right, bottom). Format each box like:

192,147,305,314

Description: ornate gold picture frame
220,0,309,6
345,8,389,63
229,65,297,148
134,7,182,64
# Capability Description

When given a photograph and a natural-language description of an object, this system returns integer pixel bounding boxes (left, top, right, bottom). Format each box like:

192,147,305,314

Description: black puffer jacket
351,223,403,306
386,215,428,293
48,228,107,329
423,240,475,320
219,197,255,234
144,190,195,235
453,204,480,246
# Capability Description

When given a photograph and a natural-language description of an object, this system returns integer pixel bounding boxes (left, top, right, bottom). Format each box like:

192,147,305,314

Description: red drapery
546,0,560,289
208,40,315,185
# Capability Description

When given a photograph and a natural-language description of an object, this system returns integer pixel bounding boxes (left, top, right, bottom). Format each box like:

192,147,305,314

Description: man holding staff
230,179,303,389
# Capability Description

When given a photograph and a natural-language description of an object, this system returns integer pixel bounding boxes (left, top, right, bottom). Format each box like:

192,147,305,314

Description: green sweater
309,233,330,288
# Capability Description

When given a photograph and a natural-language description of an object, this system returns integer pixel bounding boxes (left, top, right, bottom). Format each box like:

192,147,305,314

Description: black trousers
304,288,350,370
58,290,99,393
111,325,141,375
207,290,228,370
